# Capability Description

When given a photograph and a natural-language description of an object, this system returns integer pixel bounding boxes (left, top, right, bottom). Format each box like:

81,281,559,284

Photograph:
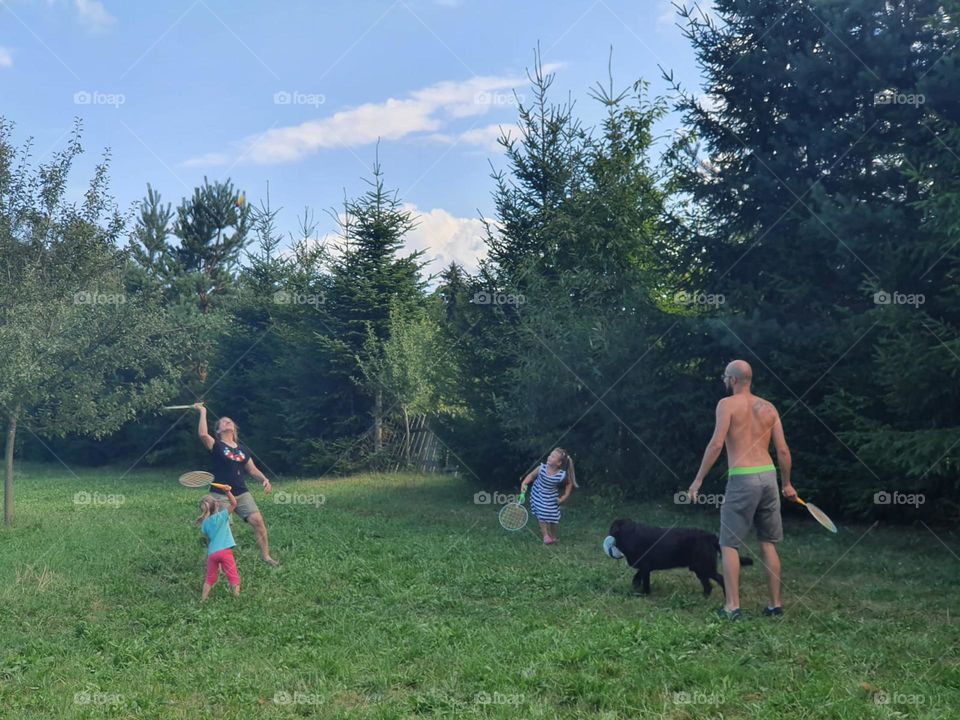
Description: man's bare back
688,359,794,497
721,393,779,469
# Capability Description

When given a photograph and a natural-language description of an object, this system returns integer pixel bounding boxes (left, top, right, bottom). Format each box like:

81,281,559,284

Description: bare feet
262,556,280,567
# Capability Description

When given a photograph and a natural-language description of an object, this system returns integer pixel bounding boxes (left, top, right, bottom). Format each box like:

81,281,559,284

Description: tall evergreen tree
438,54,683,488
307,161,427,470
666,0,958,515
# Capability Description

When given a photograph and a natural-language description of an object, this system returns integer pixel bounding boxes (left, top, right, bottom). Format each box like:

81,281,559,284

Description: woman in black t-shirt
195,403,280,567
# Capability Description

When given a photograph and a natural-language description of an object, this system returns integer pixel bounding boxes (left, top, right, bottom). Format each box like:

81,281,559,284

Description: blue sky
1,0,711,273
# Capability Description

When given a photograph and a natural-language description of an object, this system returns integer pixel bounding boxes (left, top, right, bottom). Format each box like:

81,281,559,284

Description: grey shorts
719,470,783,547
214,491,260,522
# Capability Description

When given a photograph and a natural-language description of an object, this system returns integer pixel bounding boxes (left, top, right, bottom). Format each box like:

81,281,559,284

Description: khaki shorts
719,470,782,548
214,491,260,522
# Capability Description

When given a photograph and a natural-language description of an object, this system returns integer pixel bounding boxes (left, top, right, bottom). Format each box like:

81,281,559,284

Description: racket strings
179,471,214,488
499,503,528,531
806,503,838,532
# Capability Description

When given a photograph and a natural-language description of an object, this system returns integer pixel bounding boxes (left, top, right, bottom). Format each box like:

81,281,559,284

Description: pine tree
309,160,427,469
667,0,958,514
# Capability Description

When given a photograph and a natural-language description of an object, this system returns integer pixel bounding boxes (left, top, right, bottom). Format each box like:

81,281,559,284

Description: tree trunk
403,407,411,465
4,405,19,526
374,390,383,453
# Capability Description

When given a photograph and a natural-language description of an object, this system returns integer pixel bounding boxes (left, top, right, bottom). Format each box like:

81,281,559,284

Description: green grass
0,464,957,719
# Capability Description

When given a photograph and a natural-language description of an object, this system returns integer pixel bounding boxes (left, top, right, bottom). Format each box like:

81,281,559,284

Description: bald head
725,360,753,385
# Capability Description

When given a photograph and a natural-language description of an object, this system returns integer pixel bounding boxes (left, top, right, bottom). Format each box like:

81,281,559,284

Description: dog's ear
609,518,630,535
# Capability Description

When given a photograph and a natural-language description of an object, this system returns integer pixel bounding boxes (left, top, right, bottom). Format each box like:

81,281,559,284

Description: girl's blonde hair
196,494,220,526
215,417,239,437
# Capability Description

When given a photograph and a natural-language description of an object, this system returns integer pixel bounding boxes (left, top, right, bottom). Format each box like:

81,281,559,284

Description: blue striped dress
530,464,567,523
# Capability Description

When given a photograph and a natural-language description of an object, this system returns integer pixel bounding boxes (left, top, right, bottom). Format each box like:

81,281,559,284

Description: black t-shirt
210,439,251,496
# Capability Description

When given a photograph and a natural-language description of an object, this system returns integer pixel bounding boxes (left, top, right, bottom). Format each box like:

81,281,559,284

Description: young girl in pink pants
197,489,240,599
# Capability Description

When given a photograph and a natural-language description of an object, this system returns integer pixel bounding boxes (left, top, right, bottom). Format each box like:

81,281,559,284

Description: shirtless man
687,360,797,619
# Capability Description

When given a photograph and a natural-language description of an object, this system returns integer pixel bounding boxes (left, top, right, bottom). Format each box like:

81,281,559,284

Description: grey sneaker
716,607,743,621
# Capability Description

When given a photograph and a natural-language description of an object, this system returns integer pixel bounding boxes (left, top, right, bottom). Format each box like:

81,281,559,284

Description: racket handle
517,492,526,504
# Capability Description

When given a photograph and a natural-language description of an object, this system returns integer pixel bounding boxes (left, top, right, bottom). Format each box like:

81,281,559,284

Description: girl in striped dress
519,448,577,544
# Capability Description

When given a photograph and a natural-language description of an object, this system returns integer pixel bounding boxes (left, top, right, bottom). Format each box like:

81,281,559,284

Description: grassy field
0,464,957,719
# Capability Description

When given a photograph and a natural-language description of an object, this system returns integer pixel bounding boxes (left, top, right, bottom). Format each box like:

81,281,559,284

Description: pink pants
206,548,240,587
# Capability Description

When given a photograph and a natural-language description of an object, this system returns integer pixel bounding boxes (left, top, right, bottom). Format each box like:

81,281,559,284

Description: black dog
608,518,753,596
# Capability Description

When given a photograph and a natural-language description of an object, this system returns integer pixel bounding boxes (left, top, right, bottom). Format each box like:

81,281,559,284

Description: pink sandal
543,536,555,545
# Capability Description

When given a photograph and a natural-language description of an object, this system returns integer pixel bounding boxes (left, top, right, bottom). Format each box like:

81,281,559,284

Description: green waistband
728,464,775,476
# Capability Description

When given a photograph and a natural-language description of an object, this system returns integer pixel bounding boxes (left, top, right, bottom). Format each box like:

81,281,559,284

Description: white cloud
696,93,725,114
74,0,115,31
455,123,513,153
280,204,487,276
424,123,523,154
185,67,561,167
402,204,487,273
181,151,231,169
0,47,13,68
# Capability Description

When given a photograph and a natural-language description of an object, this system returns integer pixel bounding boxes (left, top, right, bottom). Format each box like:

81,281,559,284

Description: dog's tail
715,541,754,566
